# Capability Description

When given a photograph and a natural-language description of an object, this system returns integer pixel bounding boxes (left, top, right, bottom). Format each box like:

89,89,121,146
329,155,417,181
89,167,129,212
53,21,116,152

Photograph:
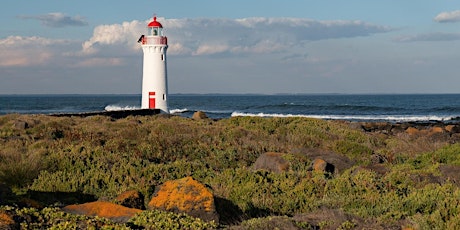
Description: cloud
71,58,123,67
0,36,71,67
1,17,391,71
19,12,88,27
80,17,391,57
434,10,460,23
81,20,144,55
393,32,460,42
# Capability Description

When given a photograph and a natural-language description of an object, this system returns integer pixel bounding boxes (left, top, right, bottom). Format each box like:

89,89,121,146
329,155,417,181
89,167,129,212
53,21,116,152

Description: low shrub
0,151,42,188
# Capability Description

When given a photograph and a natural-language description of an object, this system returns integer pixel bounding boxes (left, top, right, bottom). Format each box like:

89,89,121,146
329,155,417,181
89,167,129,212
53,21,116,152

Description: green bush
129,209,217,229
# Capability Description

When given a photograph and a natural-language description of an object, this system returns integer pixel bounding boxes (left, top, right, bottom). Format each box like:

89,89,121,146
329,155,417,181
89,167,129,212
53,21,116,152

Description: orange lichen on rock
406,127,420,135
0,211,15,227
429,126,444,134
312,158,328,172
148,176,218,222
116,190,140,201
62,201,141,221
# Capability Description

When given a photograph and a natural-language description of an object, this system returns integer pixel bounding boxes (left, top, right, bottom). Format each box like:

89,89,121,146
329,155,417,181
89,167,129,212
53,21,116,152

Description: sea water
1,94,460,122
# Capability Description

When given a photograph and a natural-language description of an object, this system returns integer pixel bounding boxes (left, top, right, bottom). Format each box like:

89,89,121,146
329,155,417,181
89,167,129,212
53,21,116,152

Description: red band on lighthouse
149,92,156,109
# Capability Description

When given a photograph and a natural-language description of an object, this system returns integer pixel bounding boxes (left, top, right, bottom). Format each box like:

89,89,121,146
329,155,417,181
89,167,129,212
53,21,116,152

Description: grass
1,114,460,229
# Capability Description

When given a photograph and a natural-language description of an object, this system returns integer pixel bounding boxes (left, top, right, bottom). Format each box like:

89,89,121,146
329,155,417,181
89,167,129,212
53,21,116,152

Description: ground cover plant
1,113,460,229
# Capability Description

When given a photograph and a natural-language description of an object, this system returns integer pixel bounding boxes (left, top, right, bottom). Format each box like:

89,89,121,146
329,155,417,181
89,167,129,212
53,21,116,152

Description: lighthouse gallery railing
142,36,167,45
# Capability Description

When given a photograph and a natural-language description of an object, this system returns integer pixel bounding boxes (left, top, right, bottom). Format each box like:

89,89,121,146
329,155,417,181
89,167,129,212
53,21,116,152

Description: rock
148,176,218,223
192,111,208,120
362,164,389,175
252,152,290,173
370,154,387,164
439,165,460,186
293,208,400,229
293,208,362,230
115,190,145,210
445,125,460,134
18,197,43,209
62,201,142,222
13,121,28,130
0,210,16,230
292,148,354,174
0,183,14,205
429,126,444,134
308,158,335,175
406,127,419,135
361,122,392,133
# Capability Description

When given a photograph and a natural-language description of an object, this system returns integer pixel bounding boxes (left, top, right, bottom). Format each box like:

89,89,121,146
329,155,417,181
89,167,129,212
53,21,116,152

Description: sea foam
231,112,455,122
105,105,140,111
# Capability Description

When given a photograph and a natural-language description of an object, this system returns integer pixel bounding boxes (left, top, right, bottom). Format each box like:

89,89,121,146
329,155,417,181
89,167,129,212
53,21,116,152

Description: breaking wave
231,112,456,122
104,105,139,111
170,108,189,114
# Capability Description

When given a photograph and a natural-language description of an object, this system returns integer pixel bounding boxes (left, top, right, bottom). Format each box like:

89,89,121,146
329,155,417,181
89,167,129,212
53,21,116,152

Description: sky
1,0,460,94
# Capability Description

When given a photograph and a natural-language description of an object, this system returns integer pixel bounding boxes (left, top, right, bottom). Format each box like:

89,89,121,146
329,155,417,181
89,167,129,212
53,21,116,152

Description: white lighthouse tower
139,16,169,113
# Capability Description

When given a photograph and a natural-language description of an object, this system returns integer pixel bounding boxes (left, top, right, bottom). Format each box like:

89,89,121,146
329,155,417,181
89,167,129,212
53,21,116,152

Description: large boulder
115,190,145,210
252,152,290,173
148,176,218,222
62,201,142,222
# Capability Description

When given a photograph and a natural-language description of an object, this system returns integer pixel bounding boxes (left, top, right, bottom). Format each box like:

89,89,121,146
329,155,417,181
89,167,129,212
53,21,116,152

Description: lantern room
148,16,164,36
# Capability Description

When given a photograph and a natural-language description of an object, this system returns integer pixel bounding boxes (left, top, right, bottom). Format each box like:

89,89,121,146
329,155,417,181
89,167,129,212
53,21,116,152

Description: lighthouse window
161,54,164,61
163,94,166,100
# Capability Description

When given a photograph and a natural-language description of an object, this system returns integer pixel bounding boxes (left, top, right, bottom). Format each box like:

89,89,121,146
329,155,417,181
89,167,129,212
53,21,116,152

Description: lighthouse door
149,92,156,109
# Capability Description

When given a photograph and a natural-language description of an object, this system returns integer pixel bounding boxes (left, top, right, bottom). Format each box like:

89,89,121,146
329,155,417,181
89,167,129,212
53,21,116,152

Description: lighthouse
139,16,169,113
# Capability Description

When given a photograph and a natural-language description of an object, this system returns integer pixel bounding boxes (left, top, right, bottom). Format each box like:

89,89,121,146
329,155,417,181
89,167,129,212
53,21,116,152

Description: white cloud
81,20,144,55
0,36,70,67
80,17,391,57
0,17,391,68
193,44,229,55
19,12,88,28
394,32,460,42
434,10,460,23
71,58,123,67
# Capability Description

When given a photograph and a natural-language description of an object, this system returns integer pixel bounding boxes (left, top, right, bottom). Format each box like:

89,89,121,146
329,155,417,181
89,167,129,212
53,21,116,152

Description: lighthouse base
51,109,162,119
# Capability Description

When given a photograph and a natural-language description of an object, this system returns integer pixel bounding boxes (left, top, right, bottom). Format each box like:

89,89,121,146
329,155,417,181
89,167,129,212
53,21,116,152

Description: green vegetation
1,114,460,229
0,206,216,229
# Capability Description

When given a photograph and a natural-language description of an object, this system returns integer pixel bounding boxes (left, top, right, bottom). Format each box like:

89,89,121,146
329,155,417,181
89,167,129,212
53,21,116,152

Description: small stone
309,158,335,174
192,111,208,120
312,159,327,172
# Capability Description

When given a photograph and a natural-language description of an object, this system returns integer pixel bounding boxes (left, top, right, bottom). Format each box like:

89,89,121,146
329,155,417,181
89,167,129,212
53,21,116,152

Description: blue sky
1,0,460,94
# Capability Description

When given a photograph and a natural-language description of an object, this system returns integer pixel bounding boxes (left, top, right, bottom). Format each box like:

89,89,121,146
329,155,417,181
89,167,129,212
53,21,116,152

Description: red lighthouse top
148,16,163,28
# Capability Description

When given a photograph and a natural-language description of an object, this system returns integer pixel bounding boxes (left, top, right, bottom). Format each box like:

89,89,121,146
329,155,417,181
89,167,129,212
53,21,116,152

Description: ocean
1,94,460,122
